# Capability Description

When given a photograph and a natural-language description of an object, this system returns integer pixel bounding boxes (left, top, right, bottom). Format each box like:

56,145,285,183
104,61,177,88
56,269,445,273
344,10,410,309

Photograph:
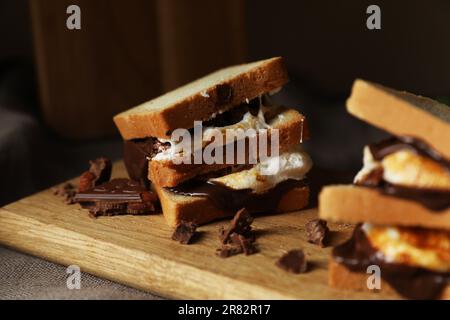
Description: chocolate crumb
54,183,77,204
172,221,198,244
89,157,112,186
305,219,329,247
276,249,308,274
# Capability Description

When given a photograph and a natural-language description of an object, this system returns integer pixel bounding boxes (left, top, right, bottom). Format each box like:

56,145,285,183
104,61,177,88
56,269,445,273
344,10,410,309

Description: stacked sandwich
114,57,312,227
320,79,450,299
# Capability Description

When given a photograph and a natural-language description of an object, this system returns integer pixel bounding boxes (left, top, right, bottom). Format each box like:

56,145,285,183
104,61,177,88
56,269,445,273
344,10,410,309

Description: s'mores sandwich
319,79,450,299
114,57,312,227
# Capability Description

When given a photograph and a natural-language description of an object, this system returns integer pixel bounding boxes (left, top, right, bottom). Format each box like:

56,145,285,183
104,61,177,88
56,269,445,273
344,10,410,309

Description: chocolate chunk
305,219,329,247
89,157,112,186
124,138,169,187
276,249,308,274
216,208,258,258
215,83,233,105
171,221,198,244
220,208,253,244
74,178,157,217
230,233,257,255
78,171,96,192
78,157,112,193
54,183,77,204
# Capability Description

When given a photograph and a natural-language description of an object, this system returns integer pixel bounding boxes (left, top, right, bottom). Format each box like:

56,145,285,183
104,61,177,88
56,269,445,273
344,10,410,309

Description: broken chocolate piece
54,183,77,204
172,221,198,244
305,219,329,247
230,233,257,255
78,157,113,193
220,208,253,244
74,178,157,217
216,208,258,258
89,157,112,186
78,171,96,192
276,249,308,274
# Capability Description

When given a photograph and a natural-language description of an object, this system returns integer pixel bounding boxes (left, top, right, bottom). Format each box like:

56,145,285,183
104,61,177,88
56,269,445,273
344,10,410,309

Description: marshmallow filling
354,136,450,211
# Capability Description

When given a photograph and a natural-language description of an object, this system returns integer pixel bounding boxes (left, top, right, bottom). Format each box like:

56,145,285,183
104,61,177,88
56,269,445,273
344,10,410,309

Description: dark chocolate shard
74,178,157,217
171,221,198,244
305,219,329,247
216,208,258,258
220,208,253,244
89,157,112,186
276,249,308,274
233,234,257,255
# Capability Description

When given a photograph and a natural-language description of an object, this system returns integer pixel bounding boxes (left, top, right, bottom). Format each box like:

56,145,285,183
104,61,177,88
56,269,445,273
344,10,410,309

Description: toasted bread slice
149,107,306,187
329,259,450,300
347,79,450,160
114,57,288,140
154,183,309,227
319,185,450,230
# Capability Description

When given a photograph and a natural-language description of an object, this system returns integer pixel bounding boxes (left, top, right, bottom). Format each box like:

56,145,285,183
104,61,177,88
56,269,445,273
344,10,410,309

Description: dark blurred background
1,0,450,205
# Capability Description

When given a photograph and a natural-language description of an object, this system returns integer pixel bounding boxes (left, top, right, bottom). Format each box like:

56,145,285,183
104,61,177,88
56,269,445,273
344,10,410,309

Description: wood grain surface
0,162,393,299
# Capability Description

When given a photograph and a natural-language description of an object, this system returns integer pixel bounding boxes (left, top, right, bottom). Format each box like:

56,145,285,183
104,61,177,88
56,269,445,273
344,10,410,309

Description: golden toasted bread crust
329,258,450,299
114,57,289,140
319,185,450,230
347,79,450,160
154,184,309,227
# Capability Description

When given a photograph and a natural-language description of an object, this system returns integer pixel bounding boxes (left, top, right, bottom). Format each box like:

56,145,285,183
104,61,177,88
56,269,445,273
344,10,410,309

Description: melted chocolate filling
369,136,450,169
123,99,261,184
333,225,450,300
166,179,307,212
357,136,450,211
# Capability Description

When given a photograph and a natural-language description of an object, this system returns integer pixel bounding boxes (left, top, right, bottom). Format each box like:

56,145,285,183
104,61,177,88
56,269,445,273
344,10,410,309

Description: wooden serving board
0,162,391,299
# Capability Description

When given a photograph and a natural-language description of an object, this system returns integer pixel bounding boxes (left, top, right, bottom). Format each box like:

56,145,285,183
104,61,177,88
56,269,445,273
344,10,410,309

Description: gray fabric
0,246,162,300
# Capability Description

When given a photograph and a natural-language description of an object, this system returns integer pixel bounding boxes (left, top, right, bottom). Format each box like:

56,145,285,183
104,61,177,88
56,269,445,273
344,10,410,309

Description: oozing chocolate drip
333,225,450,300
358,136,450,211
166,179,307,212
